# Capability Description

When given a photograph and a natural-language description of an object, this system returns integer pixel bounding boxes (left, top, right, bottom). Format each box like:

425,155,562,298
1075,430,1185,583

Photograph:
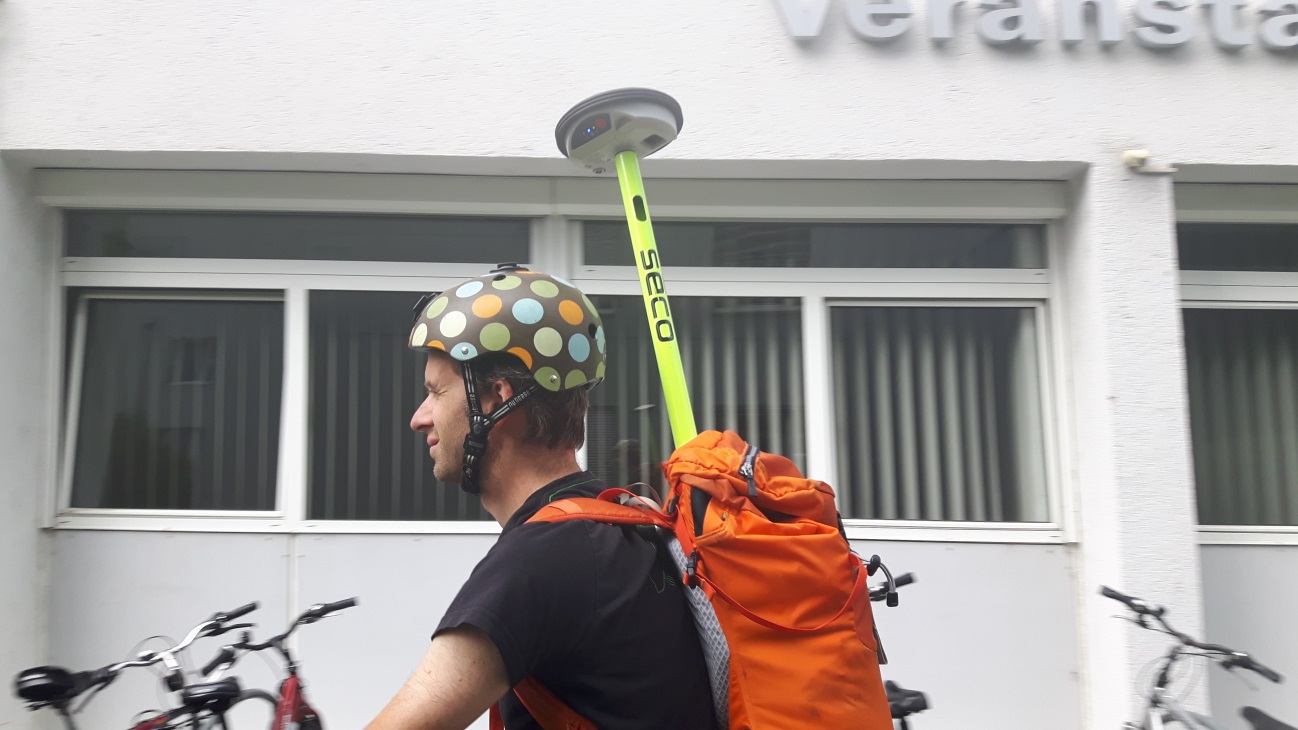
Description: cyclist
366,265,715,730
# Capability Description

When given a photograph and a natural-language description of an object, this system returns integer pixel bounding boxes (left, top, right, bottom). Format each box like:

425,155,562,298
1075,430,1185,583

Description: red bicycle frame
271,675,321,730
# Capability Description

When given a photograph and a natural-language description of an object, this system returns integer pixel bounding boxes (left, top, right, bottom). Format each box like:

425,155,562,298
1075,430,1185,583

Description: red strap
526,497,672,531
592,487,657,507
490,702,503,730
511,677,597,730
695,553,868,634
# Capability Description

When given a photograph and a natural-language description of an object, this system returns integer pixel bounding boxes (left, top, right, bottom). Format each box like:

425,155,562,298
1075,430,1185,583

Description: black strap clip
683,549,701,588
739,444,760,498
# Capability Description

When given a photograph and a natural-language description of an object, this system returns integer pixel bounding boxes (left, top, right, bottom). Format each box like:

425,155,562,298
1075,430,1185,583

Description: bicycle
1100,585,1295,730
195,597,358,730
14,601,272,729
867,570,930,729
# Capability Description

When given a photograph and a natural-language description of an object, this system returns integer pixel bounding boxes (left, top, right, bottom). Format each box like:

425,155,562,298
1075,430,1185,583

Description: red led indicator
594,117,609,130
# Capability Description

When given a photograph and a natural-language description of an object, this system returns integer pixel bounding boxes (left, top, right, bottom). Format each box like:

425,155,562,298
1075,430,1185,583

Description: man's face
410,353,470,484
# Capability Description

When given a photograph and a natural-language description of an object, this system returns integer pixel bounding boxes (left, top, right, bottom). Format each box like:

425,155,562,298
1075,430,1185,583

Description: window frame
60,290,288,519
1177,184,1298,545
1182,300,1298,545
823,299,1058,531
43,170,1069,543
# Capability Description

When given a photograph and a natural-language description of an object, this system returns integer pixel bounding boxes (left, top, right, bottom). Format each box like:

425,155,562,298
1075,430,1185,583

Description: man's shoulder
480,516,602,578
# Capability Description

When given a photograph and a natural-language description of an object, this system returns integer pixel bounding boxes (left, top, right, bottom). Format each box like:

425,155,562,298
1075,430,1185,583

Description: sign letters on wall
773,0,1298,49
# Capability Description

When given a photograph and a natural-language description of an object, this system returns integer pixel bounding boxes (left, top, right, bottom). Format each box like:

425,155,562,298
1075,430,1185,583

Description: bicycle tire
236,689,278,708
1157,710,1231,730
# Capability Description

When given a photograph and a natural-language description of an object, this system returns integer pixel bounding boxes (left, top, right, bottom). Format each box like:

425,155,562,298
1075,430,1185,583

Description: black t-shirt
435,472,717,730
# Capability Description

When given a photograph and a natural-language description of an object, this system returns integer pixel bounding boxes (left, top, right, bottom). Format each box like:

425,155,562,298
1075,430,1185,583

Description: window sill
52,513,1062,542
54,513,287,533
51,513,503,534
1198,526,1298,546
844,520,1063,544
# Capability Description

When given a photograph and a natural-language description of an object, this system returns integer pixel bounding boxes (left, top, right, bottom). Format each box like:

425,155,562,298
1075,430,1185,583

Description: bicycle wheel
1161,709,1231,730
192,690,277,729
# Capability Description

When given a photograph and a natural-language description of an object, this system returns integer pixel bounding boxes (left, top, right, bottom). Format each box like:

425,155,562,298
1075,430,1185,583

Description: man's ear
482,377,516,415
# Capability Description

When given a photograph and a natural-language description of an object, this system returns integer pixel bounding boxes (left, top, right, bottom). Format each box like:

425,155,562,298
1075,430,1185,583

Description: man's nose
411,397,433,432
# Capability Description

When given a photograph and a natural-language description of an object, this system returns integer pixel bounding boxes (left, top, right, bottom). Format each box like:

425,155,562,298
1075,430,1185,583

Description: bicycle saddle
1243,706,1298,730
14,666,79,703
180,678,243,711
885,680,930,718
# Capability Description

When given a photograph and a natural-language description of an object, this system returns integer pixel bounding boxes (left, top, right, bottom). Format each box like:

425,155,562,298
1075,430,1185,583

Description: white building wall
49,532,1079,730
1,0,1295,728
0,162,53,730
0,0,1295,168
1057,169,1207,724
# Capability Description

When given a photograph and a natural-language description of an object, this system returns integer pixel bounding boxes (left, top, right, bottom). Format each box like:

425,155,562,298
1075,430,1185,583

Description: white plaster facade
1,1,1296,728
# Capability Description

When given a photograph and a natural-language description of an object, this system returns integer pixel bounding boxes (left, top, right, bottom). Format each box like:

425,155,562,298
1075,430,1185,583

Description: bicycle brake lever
208,622,255,638
1221,663,1260,692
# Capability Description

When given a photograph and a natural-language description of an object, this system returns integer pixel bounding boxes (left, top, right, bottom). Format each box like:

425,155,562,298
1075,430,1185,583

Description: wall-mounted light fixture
1121,149,1178,175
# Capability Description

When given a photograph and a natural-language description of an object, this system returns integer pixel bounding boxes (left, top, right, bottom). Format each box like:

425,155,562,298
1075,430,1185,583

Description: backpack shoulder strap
526,496,671,531
489,677,597,730
490,675,597,722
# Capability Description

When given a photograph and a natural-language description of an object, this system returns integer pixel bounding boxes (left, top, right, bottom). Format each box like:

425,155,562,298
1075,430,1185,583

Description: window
61,210,532,521
55,187,1059,534
580,219,1053,526
1179,223,1298,272
1180,222,1298,527
308,291,490,521
830,305,1048,522
67,295,284,511
1185,308,1298,526
586,295,804,493
584,221,1045,268
65,210,531,263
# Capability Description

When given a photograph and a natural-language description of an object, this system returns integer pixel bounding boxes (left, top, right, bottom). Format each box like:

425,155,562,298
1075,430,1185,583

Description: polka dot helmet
408,264,606,392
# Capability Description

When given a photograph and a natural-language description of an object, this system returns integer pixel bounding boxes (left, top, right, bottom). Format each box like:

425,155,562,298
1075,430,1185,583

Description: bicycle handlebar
104,600,258,674
1099,586,1283,685
16,601,261,711
307,597,358,620
213,602,258,624
182,598,359,704
1225,654,1283,683
1099,585,1164,617
236,597,359,652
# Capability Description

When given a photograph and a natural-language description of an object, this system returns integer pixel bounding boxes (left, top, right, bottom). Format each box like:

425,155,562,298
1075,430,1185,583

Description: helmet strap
458,360,541,496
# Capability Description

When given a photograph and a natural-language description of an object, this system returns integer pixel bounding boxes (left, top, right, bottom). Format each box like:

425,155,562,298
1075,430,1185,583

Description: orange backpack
494,430,894,730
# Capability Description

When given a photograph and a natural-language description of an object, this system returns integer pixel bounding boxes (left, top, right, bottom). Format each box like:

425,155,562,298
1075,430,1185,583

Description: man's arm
366,625,511,730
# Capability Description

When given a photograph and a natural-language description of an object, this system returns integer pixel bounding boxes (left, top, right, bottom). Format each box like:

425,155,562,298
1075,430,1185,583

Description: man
366,264,716,730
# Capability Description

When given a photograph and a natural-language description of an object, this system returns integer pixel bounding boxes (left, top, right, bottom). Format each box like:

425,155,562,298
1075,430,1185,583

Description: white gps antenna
554,88,684,175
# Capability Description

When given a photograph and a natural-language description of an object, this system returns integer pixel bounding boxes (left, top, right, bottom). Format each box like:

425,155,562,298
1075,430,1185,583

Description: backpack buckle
683,549,700,588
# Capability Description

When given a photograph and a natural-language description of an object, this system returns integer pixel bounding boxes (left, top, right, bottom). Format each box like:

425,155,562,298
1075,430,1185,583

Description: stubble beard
431,396,470,485
432,438,465,485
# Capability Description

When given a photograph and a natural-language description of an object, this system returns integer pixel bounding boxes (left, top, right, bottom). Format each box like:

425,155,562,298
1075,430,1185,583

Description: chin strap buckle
460,431,488,495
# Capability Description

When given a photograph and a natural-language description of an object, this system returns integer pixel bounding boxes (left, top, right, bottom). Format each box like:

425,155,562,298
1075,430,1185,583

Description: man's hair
470,353,589,450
